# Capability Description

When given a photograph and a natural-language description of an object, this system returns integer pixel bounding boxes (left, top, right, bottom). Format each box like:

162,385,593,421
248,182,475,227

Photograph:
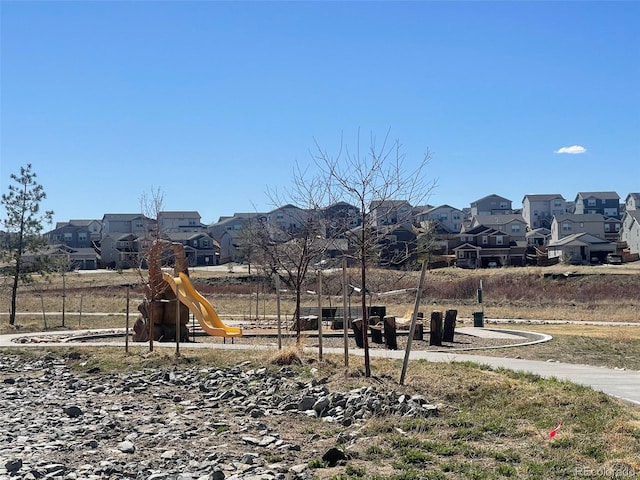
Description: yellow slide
162,272,242,337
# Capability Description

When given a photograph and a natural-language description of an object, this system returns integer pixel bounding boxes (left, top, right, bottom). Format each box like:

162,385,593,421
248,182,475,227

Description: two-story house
369,200,413,227
47,219,102,249
467,214,528,242
265,204,312,241
620,210,640,256
521,194,567,229
158,211,204,233
165,232,218,266
415,205,464,234
470,194,513,217
573,192,621,219
321,202,362,237
452,225,526,268
100,213,154,268
625,193,640,212
550,214,606,241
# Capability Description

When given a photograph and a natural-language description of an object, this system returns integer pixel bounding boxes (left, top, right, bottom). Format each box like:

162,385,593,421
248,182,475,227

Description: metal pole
317,270,323,361
400,260,428,385
341,257,349,367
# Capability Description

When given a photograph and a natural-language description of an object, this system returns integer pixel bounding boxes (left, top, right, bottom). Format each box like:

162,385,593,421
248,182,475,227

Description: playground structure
133,239,242,342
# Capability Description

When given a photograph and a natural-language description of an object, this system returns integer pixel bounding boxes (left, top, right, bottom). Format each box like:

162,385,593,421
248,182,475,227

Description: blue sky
2,1,639,227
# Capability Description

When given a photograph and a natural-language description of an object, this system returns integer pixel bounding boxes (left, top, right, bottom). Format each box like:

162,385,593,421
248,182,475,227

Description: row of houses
26,191,640,270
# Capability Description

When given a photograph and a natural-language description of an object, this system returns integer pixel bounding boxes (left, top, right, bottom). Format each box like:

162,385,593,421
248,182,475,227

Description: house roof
102,213,146,220
471,214,526,226
522,194,565,202
625,193,640,203
159,211,201,219
526,228,551,238
471,194,511,205
575,191,620,201
553,213,605,223
548,232,611,247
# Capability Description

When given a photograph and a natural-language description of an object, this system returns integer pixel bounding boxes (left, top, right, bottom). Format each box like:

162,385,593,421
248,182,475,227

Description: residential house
620,210,640,255
467,214,528,242
603,217,622,242
99,214,154,269
573,192,621,218
99,234,140,269
165,232,218,266
550,214,606,242
158,211,204,233
207,213,265,245
453,225,526,268
369,200,413,227
470,194,513,217
625,193,640,211
374,223,418,268
265,204,312,241
321,202,361,237
525,228,551,247
547,233,616,264
218,229,242,264
21,244,99,270
521,194,567,229
415,205,464,233
46,219,102,249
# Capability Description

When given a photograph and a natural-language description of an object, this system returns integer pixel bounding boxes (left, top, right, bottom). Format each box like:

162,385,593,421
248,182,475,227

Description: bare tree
250,164,332,338
1,164,54,325
312,130,435,376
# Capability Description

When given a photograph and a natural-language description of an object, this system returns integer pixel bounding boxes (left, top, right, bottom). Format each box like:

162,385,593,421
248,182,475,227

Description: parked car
607,254,623,265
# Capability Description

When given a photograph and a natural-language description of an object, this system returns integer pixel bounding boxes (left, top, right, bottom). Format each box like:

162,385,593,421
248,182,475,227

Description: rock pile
0,353,438,479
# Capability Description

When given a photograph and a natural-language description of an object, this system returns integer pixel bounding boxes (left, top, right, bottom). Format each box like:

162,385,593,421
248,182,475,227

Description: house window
64,233,73,242
500,202,508,209
554,201,563,208
615,224,621,232
79,232,88,242
482,236,488,245
453,213,460,220
587,198,596,206
496,236,504,245
605,224,611,232
562,222,572,232
511,225,521,233
203,240,210,247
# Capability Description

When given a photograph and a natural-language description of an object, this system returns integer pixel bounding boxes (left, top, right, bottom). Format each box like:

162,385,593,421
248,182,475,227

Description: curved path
1,327,639,407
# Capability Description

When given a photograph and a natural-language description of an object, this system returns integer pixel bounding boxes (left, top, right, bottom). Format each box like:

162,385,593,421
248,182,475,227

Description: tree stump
369,316,383,344
430,310,443,346
443,309,457,342
384,316,397,350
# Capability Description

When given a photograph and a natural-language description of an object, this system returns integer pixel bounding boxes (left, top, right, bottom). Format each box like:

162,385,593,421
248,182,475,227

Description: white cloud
554,145,587,154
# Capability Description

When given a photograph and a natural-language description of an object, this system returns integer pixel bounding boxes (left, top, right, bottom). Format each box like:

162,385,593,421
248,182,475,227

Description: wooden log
443,309,457,342
384,316,398,350
352,318,364,348
430,310,443,346
369,316,383,344
413,312,424,340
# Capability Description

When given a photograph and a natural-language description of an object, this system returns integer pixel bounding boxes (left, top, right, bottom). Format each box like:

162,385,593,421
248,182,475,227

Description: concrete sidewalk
319,347,640,407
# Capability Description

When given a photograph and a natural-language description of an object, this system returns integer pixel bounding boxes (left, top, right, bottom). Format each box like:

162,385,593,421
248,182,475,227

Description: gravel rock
0,352,438,479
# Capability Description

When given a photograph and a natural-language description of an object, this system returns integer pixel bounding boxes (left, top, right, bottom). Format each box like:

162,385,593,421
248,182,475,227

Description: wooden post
276,274,282,350
400,260,428,385
78,295,83,327
443,309,457,342
341,257,349,366
175,282,180,357
149,300,154,352
317,270,323,361
413,312,424,340
429,310,443,346
125,287,130,354
352,319,364,348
